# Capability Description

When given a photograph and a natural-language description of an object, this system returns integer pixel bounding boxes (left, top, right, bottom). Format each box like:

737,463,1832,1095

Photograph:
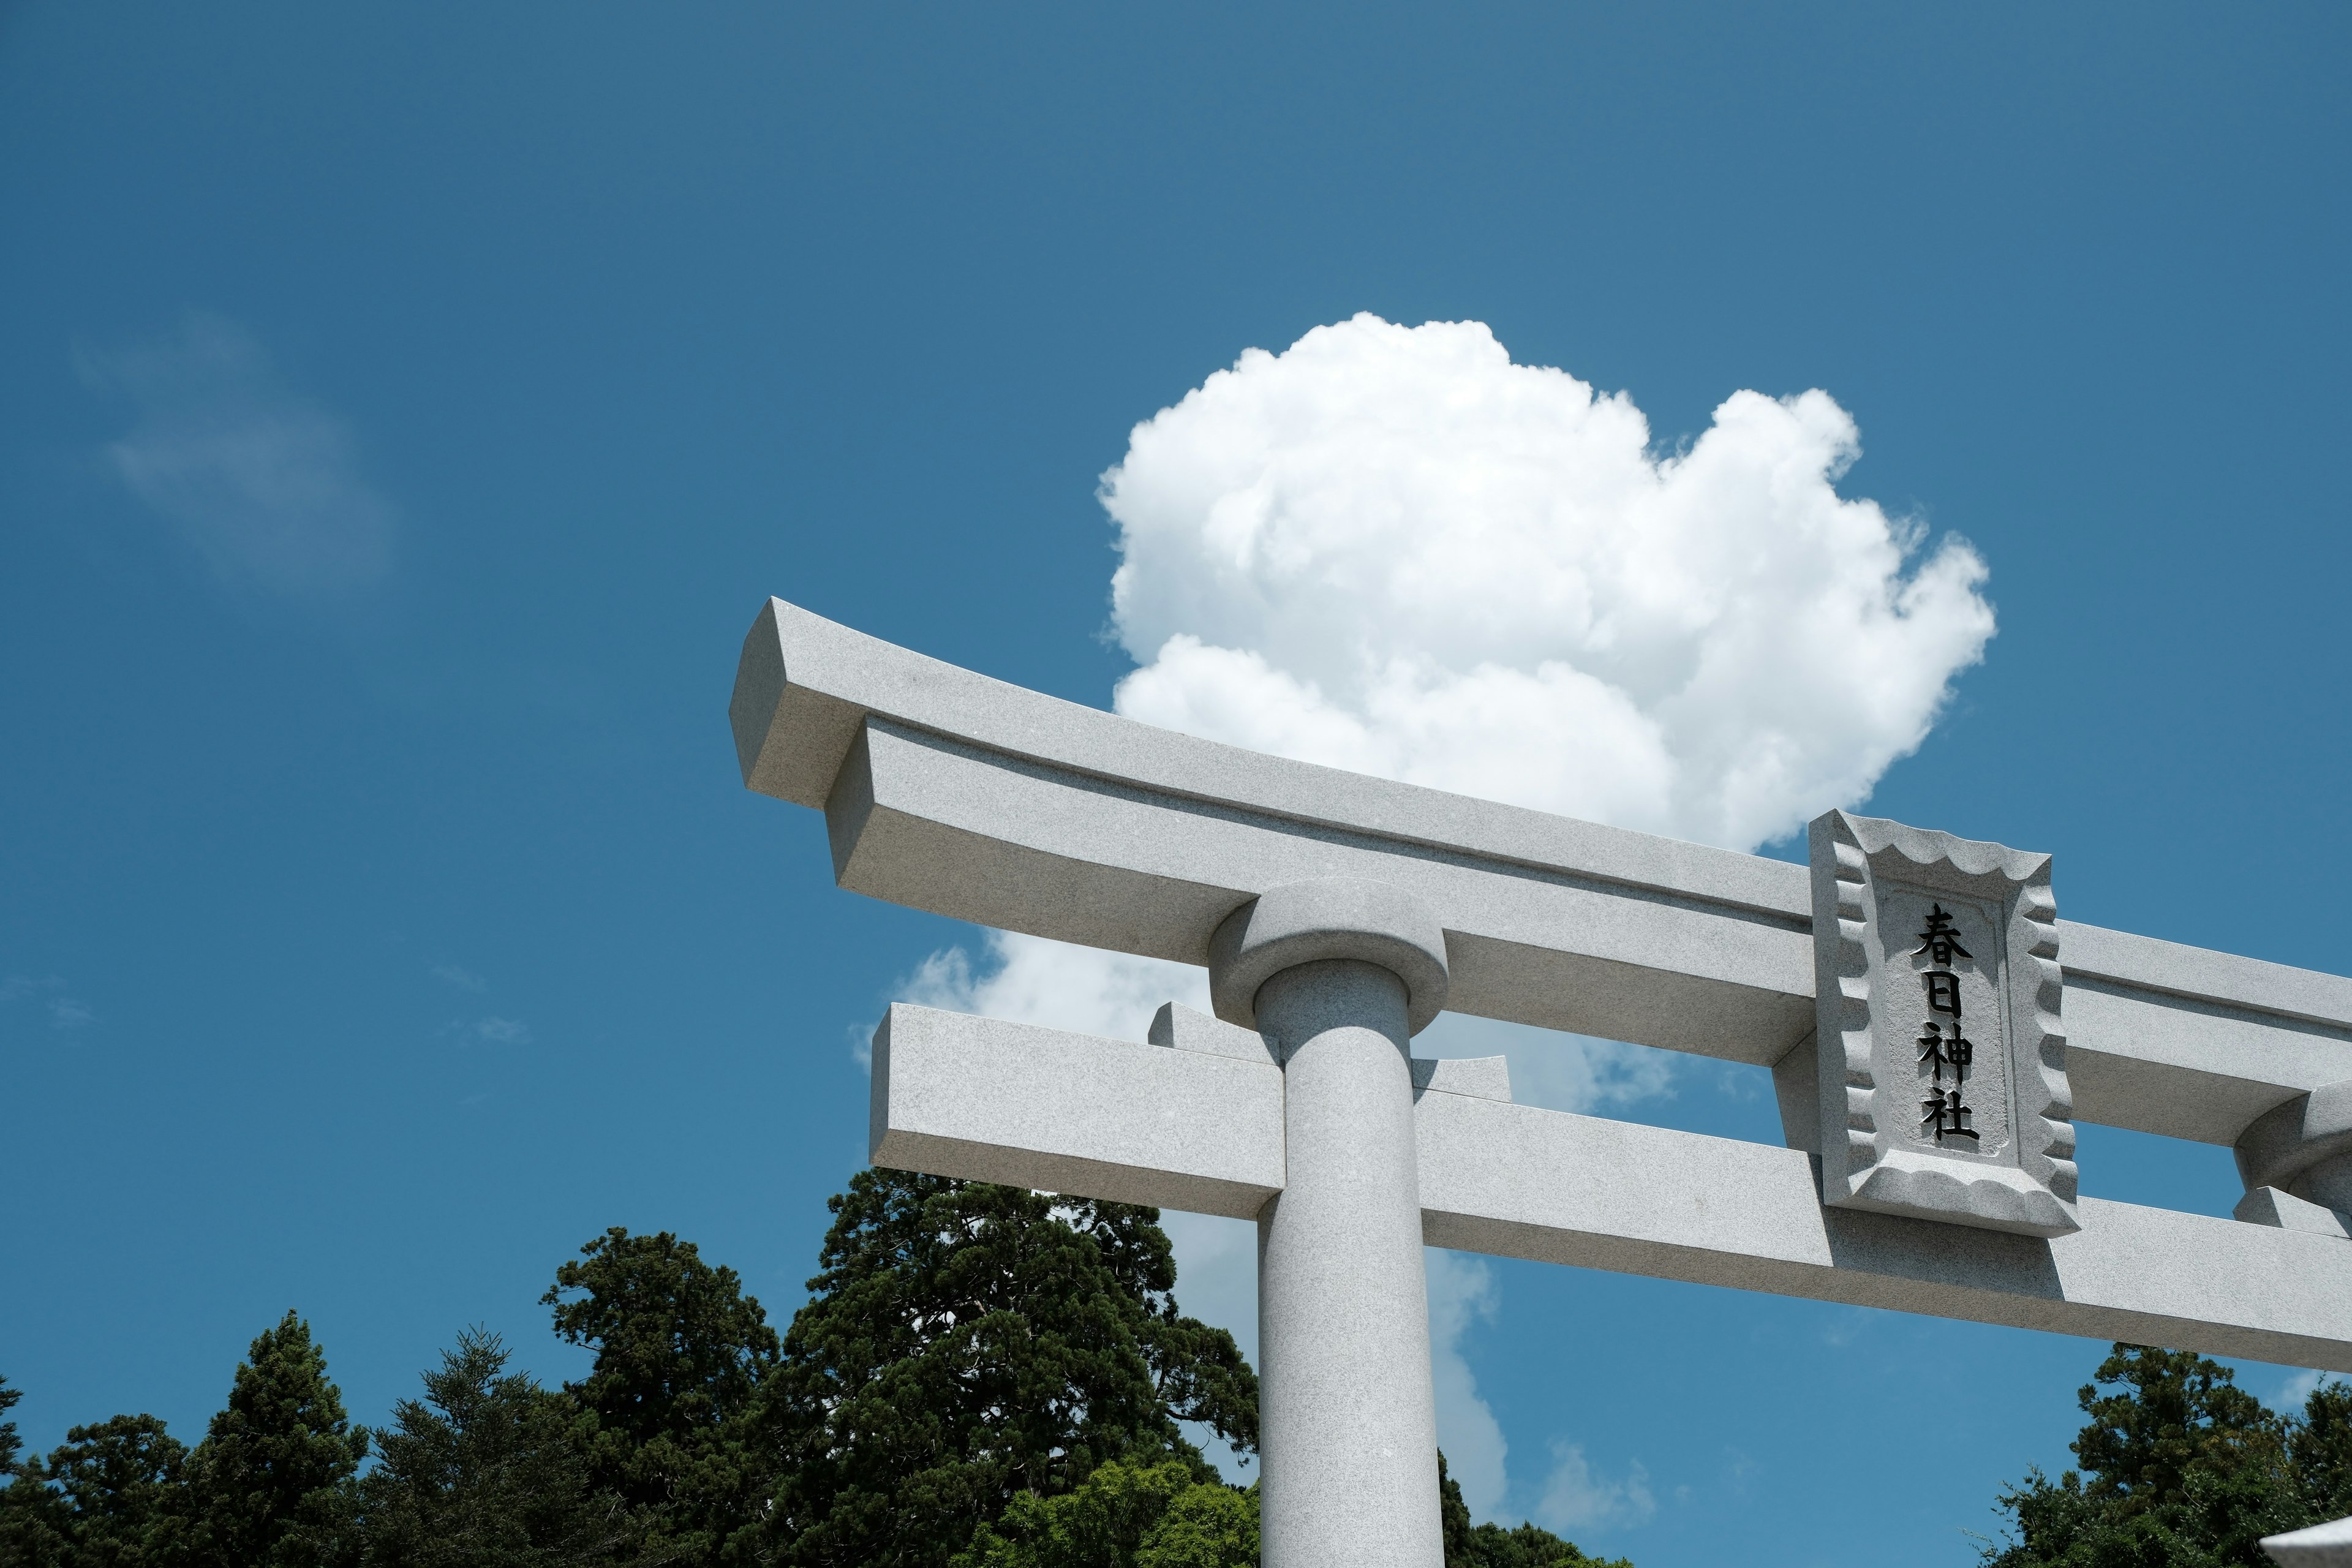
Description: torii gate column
1208,878,1452,1568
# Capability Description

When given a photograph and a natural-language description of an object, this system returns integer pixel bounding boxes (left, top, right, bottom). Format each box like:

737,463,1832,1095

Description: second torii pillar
1208,877,1452,1568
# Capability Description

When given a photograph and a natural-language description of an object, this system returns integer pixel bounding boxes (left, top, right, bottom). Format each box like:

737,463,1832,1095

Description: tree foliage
542,1229,780,1564
761,1171,1259,1568
0,1316,372,1568
954,1457,1255,1568
1439,1450,1630,1568
1,1376,23,1474
41,1414,194,1567
356,1327,623,1568
183,1309,369,1568
2289,1380,2352,1521
0,1174,1675,1568
0,1374,69,1564
1985,1343,2352,1567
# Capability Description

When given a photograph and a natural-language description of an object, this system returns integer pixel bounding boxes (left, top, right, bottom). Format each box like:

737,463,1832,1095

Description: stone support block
1209,876,1450,1035
2237,1079,2352,1217
2235,1186,2351,1240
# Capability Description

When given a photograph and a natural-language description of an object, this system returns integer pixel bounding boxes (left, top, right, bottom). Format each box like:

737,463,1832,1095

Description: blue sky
3,5,2348,1565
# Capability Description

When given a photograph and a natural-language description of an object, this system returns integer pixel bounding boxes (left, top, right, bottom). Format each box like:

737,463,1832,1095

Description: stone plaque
1808,809,2078,1237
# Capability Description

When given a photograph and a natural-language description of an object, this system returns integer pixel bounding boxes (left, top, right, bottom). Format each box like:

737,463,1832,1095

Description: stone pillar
1209,878,1450,1568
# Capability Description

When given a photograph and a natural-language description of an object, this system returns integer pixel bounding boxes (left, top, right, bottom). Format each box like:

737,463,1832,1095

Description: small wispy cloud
2,975,93,1030
2275,1368,2339,1412
1820,1306,1876,1348
1534,1442,1656,1533
432,964,488,993
78,312,395,595
472,1017,532,1045
1723,1446,1762,1499
1711,1063,1767,1102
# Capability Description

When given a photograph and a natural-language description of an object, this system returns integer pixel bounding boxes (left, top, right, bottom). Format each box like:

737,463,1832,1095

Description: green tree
184,1310,369,1568
357,1327,625,1567
2067,1346,2284,1516
1,1375,22,1476
2290,1380,2352,1521
542,1229,781,1564
40,1414,194,1567
1983,1344,2352,1567
761,1172,1259,1568
1439,1450,1630,1568
0,1375,72,1566
954,1457,1255,1568
1126,1483,1257,1568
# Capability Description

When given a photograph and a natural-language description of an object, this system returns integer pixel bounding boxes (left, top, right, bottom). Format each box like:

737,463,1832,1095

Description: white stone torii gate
728,597,2352,1568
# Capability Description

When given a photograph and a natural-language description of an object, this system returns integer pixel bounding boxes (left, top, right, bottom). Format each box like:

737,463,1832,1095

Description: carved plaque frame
1808,809,2078,1237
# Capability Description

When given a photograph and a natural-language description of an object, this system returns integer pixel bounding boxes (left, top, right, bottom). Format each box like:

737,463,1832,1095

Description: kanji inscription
1807,809,2078,1237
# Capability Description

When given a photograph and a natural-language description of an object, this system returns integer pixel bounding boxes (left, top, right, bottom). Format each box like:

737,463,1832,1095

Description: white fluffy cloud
80,313,396,595
1105,313,1993,852
1427,1251,1509,1519
884,317,1996,1523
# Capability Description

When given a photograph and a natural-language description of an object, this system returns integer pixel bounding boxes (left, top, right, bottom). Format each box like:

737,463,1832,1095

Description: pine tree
0,1384,199,1568
761,1172,1259,1568
1,1376,21,1476
541,1229,781,1564
185,1310,369,1568
42,1414,194,1567
0,1375,71,1566
357,1327,625,1567
1984,1343,2352,1566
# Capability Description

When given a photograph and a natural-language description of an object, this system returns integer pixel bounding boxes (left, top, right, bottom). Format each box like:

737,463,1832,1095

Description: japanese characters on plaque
1915,905,1978,1147
1806,809,2079,1238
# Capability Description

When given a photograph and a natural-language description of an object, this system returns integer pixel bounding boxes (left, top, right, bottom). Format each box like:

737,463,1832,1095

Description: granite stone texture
2234,1185,2351,1240
1807,809,2078,1237
868,1003,1283,1219
1148,1000,1509,1099
734,598,2352,1149
1251,959,1444,1568
1148,1000,1277,1063
870,1004,2352,1371
1410,1054,1512,1102
2237,1079,2352,1215
2264,1513,2352,1567
1208,878,1451,1035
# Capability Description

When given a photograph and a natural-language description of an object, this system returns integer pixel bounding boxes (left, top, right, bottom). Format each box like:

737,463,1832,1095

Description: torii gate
728,598,2352,1568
